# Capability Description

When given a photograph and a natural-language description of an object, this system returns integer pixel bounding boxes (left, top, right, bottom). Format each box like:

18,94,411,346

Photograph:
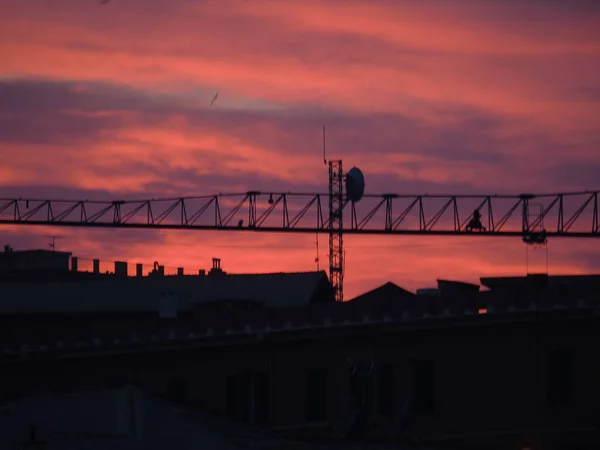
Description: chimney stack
71,256,78,272
209,258,225,276
149,262,165,277
177,267,184,276
93,259,100,274
115,261,128,277
136,263,143,277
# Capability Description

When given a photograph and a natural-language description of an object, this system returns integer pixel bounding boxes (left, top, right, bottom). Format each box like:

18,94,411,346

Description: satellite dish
346,167,365,202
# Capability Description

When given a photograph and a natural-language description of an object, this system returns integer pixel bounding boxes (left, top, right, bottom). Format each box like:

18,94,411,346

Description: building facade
1,247,599,448
2,294,598,448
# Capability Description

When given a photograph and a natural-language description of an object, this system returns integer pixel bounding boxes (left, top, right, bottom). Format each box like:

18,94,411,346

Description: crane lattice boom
1,190,599,240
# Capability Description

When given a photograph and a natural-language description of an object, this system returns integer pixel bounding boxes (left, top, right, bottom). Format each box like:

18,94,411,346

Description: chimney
3,245,11,253
93,259,100,274
136,263,143,277
209,258,225,276
149,262,164,277
115,261,128,277
199,269,206,276
177,267,184,276
71,256,78,272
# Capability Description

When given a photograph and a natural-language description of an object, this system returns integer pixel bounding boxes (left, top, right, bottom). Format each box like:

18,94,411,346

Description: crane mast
328,160,344,302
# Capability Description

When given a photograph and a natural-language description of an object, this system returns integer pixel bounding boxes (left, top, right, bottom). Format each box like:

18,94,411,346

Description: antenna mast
323,125,327,165
45,235,61,252
315,232,320,271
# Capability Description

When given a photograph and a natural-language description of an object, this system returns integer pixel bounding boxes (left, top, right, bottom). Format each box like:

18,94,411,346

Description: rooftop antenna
323,125,327,165
316,124,326,272
45,235,62,252
315,232,320,271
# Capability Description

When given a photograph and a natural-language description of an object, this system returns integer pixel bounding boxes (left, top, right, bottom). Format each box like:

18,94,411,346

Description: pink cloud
1,0,599,296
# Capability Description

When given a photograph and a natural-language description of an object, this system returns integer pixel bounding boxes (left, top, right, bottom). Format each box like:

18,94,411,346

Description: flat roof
481,274,600,289
0,249,72,258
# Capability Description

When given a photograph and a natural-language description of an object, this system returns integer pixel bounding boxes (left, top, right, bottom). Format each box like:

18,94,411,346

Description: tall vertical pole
329,160,344,302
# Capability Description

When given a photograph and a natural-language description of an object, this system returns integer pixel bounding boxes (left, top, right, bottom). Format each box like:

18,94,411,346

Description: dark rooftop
480,274,600,290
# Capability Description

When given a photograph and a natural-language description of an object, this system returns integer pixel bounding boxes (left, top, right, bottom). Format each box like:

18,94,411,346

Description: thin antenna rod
323,125,327,165
315,232,320,271
46,235,58,252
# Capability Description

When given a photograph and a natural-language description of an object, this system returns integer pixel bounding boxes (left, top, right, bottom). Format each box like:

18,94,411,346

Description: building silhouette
1,246,599,449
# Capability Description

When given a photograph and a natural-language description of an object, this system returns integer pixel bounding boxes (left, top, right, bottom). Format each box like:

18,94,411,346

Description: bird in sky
210,92,219,107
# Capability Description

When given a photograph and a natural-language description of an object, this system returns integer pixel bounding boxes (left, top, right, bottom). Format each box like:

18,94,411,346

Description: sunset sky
1,0,600,298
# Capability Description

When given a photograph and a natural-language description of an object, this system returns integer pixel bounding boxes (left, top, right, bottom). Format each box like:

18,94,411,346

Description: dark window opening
254,372,270,425
377,363,394,418
348,366,359,409
306,369,328,422
130,369,142,388
412,359,435,414
226,372,270,425
226,373,250,422
167,377,189,403
547,348,573,406
57,384,75,393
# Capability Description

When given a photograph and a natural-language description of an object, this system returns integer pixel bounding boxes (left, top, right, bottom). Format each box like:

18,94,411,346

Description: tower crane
1,165,599,301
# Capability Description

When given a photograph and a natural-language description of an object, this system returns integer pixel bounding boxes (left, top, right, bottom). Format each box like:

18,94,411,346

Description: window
547,348,573,406
377,364,394,418
167,377,189,403
226,372,270,424
412,359,435,414
348,365,359,409
226,373,250,422
254,372,270,425
306,369,328,422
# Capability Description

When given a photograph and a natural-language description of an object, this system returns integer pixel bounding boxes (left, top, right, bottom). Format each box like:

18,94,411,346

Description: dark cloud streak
1,78,599,196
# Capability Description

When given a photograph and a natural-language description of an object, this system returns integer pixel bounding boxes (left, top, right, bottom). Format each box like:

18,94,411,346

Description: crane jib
0,191,598,238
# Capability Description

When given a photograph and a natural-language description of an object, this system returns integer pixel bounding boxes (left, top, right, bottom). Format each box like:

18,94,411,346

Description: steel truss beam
1,191,599,241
